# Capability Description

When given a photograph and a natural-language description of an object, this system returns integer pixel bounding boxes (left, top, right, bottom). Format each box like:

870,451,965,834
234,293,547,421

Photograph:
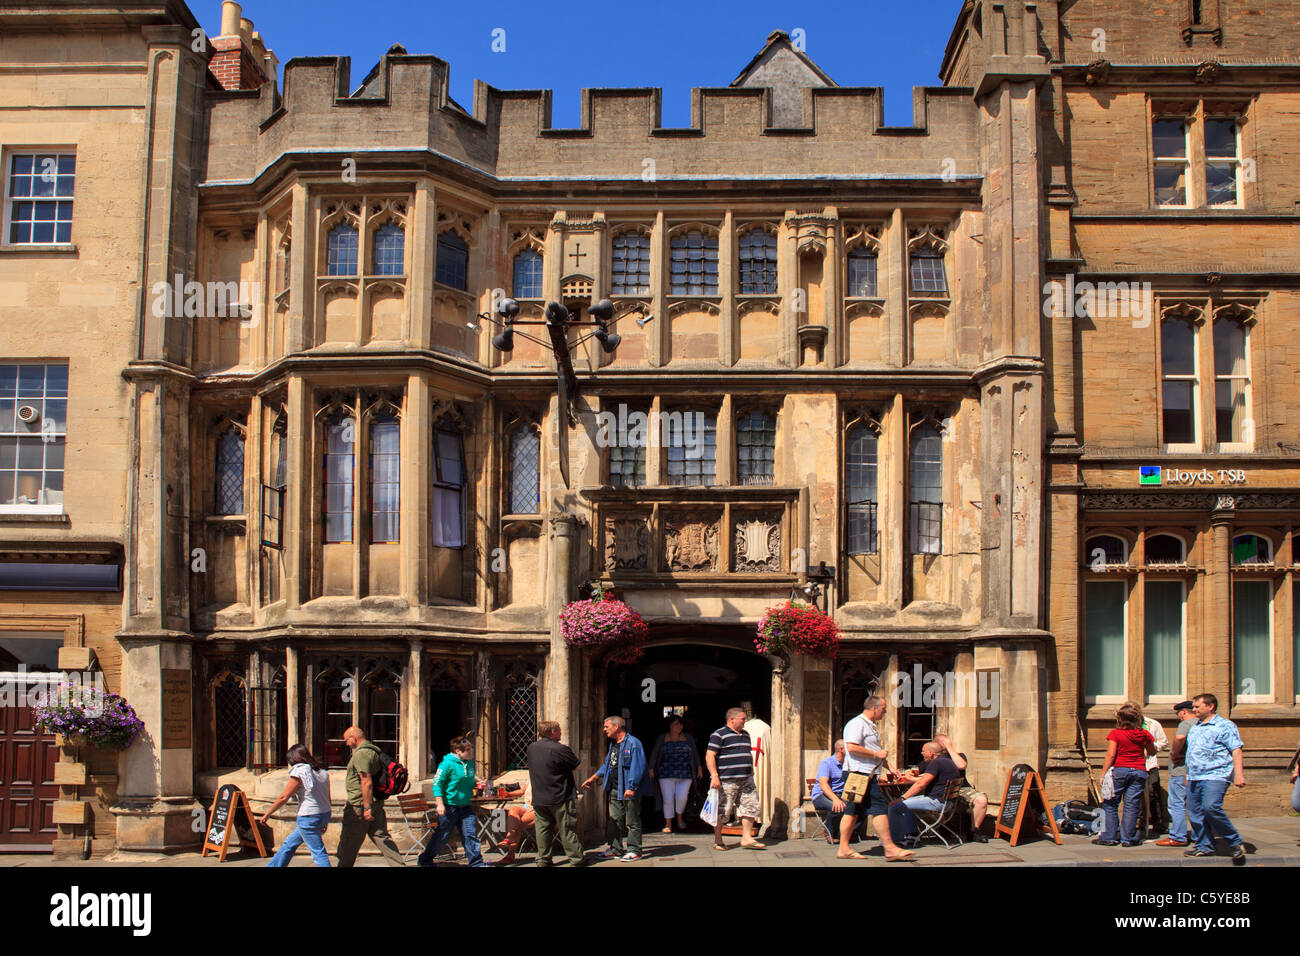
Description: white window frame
1204,115,1243,210
1160,317,1200,453
1152,117,1191,209
1143,577,1187,706
2,149,76,248
0,361,68,515
1232,576,1274,704
1084,578,1130,706
1213,318,1253,452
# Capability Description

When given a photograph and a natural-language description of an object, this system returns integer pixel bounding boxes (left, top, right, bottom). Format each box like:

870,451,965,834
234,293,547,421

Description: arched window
1161,318,1197,445
669,230,718,295
847,247,878,298
1085,580,1126,699
845,425,879,556
211,671,247,768
1213,318,1250,443
1145,534,1186,566
909,248,947,295
372,223,405,276
736,410,775,485
909,423,943,554
507,423,540,515
363,662,401,761
324,413,354,543
1233,579,1272,697
1231,533,1272,566
435,231,469,290
1145,579,1185,698
215,426,244,515
502,662,539,771
317,662,353,768
513,249,543,298
611,231,650,296
433,426,465,548
1085,534,1128,568
369,417,400,543
326,225,358,276
737,229,777,295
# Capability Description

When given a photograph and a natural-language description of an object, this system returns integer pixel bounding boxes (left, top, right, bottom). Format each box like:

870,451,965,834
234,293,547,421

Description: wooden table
471,795,515,853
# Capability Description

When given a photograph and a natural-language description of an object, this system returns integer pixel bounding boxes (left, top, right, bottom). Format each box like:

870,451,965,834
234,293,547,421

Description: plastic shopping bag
700,786,720,827
1099,767,1115,802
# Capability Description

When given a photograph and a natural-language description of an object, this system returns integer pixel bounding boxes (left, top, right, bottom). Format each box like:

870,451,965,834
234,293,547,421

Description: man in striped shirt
706,707,766,850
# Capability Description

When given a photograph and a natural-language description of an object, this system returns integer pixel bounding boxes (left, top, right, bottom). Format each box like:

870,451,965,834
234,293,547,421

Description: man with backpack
336,726,406,867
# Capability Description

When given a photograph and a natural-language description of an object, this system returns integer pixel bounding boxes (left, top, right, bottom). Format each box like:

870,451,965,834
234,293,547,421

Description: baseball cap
1173,700,1193,713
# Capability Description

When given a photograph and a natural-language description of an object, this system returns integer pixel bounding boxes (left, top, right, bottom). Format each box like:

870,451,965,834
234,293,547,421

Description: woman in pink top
1096,702,1157,847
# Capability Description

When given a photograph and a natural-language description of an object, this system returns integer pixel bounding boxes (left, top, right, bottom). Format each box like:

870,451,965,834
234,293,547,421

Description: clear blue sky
205,0,963,128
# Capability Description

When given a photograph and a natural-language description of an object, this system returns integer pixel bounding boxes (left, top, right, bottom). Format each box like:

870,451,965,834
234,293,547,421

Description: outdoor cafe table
471,794,516,853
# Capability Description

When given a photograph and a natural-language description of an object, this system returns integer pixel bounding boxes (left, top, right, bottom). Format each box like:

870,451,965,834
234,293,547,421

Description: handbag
700,786,720,827
1100,767,1115,801
841,772,874,803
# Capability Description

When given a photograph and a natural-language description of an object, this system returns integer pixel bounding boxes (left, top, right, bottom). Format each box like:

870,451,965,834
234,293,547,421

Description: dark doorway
605,641,771,828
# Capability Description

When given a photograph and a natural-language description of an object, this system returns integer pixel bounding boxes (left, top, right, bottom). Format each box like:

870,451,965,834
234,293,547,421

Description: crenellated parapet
204,49,983,187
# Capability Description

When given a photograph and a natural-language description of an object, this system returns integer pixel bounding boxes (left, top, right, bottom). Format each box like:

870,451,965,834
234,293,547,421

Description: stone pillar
546,514,578,734
285,643,301,746
769,653,802,840
407,639,428,780
110,637,204,852
1206,508,1233,709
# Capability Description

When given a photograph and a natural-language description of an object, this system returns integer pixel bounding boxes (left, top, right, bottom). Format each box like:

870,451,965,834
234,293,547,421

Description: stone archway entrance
603,637,773,829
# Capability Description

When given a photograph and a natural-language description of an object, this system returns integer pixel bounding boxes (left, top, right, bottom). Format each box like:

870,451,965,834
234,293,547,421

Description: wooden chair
911,778,966,849
806,778,836,843
395,792,439,864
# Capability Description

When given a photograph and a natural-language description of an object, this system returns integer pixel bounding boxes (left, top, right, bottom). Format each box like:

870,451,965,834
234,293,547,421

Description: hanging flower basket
560,585,649,666
33,684,144,752
755,599,840,659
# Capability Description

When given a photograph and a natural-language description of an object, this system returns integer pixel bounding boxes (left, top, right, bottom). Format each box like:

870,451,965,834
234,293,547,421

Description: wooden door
0,695,59,848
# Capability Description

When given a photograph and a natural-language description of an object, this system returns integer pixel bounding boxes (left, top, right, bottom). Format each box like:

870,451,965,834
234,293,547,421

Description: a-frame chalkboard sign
993,763,1062,847
201,784,268,861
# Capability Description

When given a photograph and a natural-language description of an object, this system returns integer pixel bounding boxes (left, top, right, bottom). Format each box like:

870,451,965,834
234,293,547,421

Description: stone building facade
0,0,1294,857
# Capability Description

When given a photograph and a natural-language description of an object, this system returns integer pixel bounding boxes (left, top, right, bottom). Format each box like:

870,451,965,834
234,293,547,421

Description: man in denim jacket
581,716,649,861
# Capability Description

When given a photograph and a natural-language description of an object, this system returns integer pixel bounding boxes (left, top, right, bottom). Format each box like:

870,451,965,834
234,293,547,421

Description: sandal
713,843,730,851
837,851,868,860
740,841,767,850
885,850,916,862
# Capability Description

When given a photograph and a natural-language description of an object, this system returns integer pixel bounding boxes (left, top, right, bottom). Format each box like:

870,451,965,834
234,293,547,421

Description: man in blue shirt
1183,693,1246,864
581,716,649,862
810,740,847,842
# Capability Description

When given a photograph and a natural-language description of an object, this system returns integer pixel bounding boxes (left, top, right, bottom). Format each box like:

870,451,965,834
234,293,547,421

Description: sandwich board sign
994,763,1062,847
201,784,268,861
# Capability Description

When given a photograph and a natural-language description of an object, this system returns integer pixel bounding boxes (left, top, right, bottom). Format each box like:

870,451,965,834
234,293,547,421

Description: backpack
1052,799,1103,835
363,743,410,799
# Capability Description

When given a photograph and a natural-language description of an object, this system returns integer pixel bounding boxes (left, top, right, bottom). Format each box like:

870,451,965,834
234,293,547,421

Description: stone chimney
208,1,274,91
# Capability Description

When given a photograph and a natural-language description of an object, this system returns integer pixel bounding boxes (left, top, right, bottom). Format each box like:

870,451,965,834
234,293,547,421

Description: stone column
1206,507,1233,710
407,640,428,780
769,653,802,840
546,514,578,733
285,643,301,746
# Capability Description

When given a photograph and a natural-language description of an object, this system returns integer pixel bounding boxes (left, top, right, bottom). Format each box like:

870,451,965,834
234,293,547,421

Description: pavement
3,816,1297,867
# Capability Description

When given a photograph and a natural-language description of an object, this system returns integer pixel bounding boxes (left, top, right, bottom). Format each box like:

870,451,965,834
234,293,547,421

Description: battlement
203,49,981,188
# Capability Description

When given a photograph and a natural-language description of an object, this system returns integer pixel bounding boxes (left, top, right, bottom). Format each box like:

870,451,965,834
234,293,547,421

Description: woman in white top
260,744,333,867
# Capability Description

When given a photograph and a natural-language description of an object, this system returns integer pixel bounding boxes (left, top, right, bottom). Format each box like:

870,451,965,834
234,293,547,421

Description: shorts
955,786,983,808
718,776,760,821
844,775,888,817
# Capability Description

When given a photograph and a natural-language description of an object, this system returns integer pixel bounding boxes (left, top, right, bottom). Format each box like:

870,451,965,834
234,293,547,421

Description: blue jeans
419,804,486,867
266,811,332,867
1101,767,1147,844
886,795,942,844
1166,775,1188,842
1187,777,1241,853
1292,777,1300,814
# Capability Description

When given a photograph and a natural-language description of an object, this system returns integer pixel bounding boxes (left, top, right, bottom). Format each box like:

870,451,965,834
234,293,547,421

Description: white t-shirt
290,763,332,817
843,714,883,775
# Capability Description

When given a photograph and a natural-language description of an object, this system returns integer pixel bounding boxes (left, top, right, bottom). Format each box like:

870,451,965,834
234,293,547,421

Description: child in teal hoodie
418,736,488,867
